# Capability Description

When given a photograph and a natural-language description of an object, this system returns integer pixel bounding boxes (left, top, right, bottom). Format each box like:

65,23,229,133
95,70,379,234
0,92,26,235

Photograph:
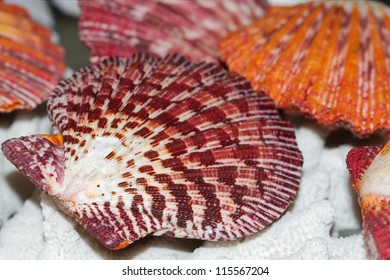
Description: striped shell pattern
347,142,390,259
1,54,303,249
221,0,390,137
0,0,65,112
78,0,268,64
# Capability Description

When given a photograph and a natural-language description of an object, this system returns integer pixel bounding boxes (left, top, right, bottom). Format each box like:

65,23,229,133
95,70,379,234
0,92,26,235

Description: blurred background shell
0,0,65,113
78,0,269,64
220,0,390,137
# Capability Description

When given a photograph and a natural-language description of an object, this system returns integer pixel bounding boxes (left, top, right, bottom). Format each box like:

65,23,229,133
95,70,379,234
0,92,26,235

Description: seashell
220,1,390,137
0,1,65,113
1,53,303,250
78,0,269,64
346,142,390,259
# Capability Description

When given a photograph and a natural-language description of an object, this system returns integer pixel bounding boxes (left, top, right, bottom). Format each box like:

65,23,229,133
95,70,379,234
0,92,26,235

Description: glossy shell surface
2,54,302,249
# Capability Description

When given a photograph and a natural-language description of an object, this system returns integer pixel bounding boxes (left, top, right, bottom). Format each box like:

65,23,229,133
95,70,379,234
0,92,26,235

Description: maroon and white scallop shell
78,0,269,64
1,53,302,250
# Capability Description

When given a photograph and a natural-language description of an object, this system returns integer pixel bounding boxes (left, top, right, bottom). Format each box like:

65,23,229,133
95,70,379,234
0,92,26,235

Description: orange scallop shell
220,1,390,137
0,1,65,113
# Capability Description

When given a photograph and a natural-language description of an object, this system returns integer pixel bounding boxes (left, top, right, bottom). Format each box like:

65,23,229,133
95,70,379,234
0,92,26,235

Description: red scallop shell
2,54,302,249
78,0,269,64
347,142,390,259
0,1,65,113
220,1,390,137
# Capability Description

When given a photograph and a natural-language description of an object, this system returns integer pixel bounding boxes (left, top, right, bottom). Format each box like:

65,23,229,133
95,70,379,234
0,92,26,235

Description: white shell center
359,152,390,197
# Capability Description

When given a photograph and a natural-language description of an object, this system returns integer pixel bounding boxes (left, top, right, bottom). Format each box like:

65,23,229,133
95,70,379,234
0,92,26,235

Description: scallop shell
0,1,65,113
1,53,303,250
347,142,390,259
78,0,268,64
220,1,390,137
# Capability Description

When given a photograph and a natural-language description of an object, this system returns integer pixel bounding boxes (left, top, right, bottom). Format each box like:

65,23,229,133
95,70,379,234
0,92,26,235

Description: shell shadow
2,171,35,220
325,128,386,148
4,171,35,204
0,112,17,129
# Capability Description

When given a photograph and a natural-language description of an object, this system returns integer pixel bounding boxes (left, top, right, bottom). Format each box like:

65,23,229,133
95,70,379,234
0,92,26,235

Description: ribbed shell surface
2,54,302,250
78,0,268,64
0,1,65,112
347,142,390,259
220,1,390,137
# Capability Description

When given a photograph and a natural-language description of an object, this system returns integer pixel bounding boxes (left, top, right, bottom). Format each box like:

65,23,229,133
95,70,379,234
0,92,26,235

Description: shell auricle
1,53,302,249
78,0,269,64
0,0,65,113
220,0,390,137
347,142,390,259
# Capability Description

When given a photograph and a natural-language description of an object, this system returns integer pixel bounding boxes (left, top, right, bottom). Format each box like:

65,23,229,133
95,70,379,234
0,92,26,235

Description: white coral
0,190,44,260
319,145,361,234
188,200,366,260
294,119,329,171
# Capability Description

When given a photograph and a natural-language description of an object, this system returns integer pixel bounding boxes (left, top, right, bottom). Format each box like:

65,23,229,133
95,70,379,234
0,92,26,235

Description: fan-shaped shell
0,1,65,113
78,0,268,64
1,53,302,250
220,1,390,137
347,142,390,259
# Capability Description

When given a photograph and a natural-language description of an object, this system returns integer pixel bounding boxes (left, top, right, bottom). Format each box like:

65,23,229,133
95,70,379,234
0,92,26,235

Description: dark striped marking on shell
2,53,303,250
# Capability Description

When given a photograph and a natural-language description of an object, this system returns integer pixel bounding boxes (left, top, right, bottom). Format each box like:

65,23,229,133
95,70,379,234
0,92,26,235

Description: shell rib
1,54,303,250
78,0,268,64
347,142,390,259
0,1,65,112
220,1,390,137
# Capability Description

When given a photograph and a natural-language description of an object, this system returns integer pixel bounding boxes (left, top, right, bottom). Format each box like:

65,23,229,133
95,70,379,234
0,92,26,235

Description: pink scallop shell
78,0,269,64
